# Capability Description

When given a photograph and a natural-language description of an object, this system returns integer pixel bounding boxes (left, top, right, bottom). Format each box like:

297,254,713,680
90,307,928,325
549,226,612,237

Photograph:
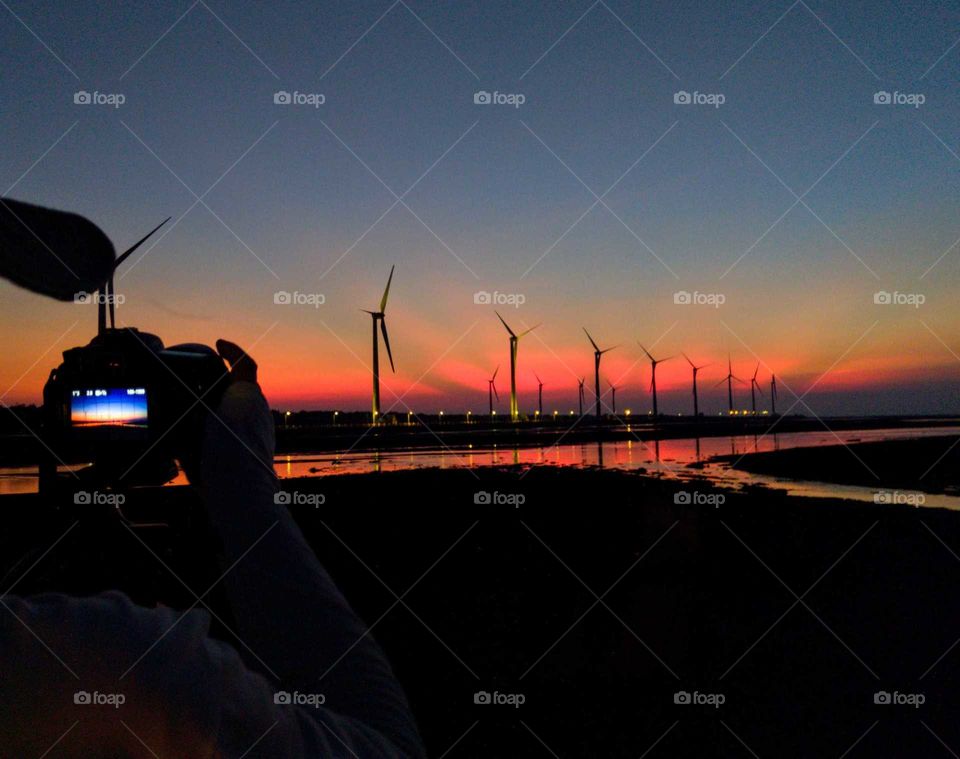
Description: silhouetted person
0,340,425,758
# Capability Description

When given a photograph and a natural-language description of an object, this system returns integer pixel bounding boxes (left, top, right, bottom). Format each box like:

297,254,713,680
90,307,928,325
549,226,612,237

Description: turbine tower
770,374,778,415
639,344,673,417
749,363,764,414
715,356,745,414
487,365,500,417
363,265,395,424
584,329,616,419
577,377,585,417
534,372,544,418
98,217,171,333
607,380,620,415
682,353,708,418
497,312,539,422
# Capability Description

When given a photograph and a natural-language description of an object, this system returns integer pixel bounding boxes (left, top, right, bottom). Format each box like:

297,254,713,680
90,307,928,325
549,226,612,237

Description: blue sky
2,1,960,415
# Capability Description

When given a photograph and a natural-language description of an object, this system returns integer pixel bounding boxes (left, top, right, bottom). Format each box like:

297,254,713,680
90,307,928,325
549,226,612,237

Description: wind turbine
534,372,544,418
577,377,585,417
97,217,171,333
682,353,709,418
715,356,746,414
584,329,616,419
770,374,778,415
639,344,673,417
607,380,620,415
487,365,500,417
749,363,764,414
497,312,540,422
363,266,395,424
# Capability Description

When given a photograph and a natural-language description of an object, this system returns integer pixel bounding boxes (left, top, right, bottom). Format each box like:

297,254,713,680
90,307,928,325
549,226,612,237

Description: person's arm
197,342,425,758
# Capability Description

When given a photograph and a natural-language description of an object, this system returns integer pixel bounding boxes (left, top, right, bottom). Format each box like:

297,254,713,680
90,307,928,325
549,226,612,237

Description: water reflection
4,426,960,507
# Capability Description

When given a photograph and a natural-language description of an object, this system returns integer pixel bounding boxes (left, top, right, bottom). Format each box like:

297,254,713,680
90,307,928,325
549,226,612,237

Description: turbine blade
752,363,760,381
496,311,516,337
380,319,395,372
379,264,395,312
493,382,499,401
492,364,500,380
113,217,172,269
600,344,618,355
583,328,599,352
638,343,654,361
713,377,728,388
518,323,541,338
682,352,695,367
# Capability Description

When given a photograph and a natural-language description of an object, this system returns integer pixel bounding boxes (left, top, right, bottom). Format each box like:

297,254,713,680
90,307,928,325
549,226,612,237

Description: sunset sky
2,1,960,416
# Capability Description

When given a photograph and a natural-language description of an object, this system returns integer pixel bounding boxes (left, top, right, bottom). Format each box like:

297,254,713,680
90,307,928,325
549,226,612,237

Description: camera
40,327,228,492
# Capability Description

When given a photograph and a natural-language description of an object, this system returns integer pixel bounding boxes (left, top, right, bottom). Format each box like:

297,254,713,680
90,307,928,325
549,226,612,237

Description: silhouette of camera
674,491,691,505
274,491,292,505
674,690,691,704
474,91,492,105
274,291,292,305
474,691,492,704
274,91,292,105
673,91,691,105
74,691,92,704
74,91,92,105
474,491,492,504
74,491,92,505
874,91,891,105
274,691,292,704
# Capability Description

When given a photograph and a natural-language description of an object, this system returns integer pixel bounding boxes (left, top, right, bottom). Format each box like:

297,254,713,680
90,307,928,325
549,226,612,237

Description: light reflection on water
4,426,960,508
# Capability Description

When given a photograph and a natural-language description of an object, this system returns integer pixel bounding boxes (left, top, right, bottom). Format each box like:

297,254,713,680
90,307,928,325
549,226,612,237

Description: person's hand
216,339,258,384
179,338,260,486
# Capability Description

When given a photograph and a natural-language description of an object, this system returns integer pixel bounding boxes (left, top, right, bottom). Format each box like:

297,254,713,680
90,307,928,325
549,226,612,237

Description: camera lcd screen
70,388,148,428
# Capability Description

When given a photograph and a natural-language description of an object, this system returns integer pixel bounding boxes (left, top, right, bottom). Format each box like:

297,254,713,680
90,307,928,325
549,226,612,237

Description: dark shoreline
726,434,960,495
5,465,960,756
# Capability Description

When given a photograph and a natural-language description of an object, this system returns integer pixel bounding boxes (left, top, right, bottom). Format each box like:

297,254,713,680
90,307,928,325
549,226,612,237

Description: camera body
41,328,228,491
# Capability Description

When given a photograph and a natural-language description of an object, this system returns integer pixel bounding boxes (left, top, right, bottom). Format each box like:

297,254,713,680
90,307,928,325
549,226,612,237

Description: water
4,425,960,508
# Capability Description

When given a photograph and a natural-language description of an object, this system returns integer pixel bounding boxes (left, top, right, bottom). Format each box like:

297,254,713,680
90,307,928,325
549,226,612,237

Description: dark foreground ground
729,434,960,495
3,466,960,757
